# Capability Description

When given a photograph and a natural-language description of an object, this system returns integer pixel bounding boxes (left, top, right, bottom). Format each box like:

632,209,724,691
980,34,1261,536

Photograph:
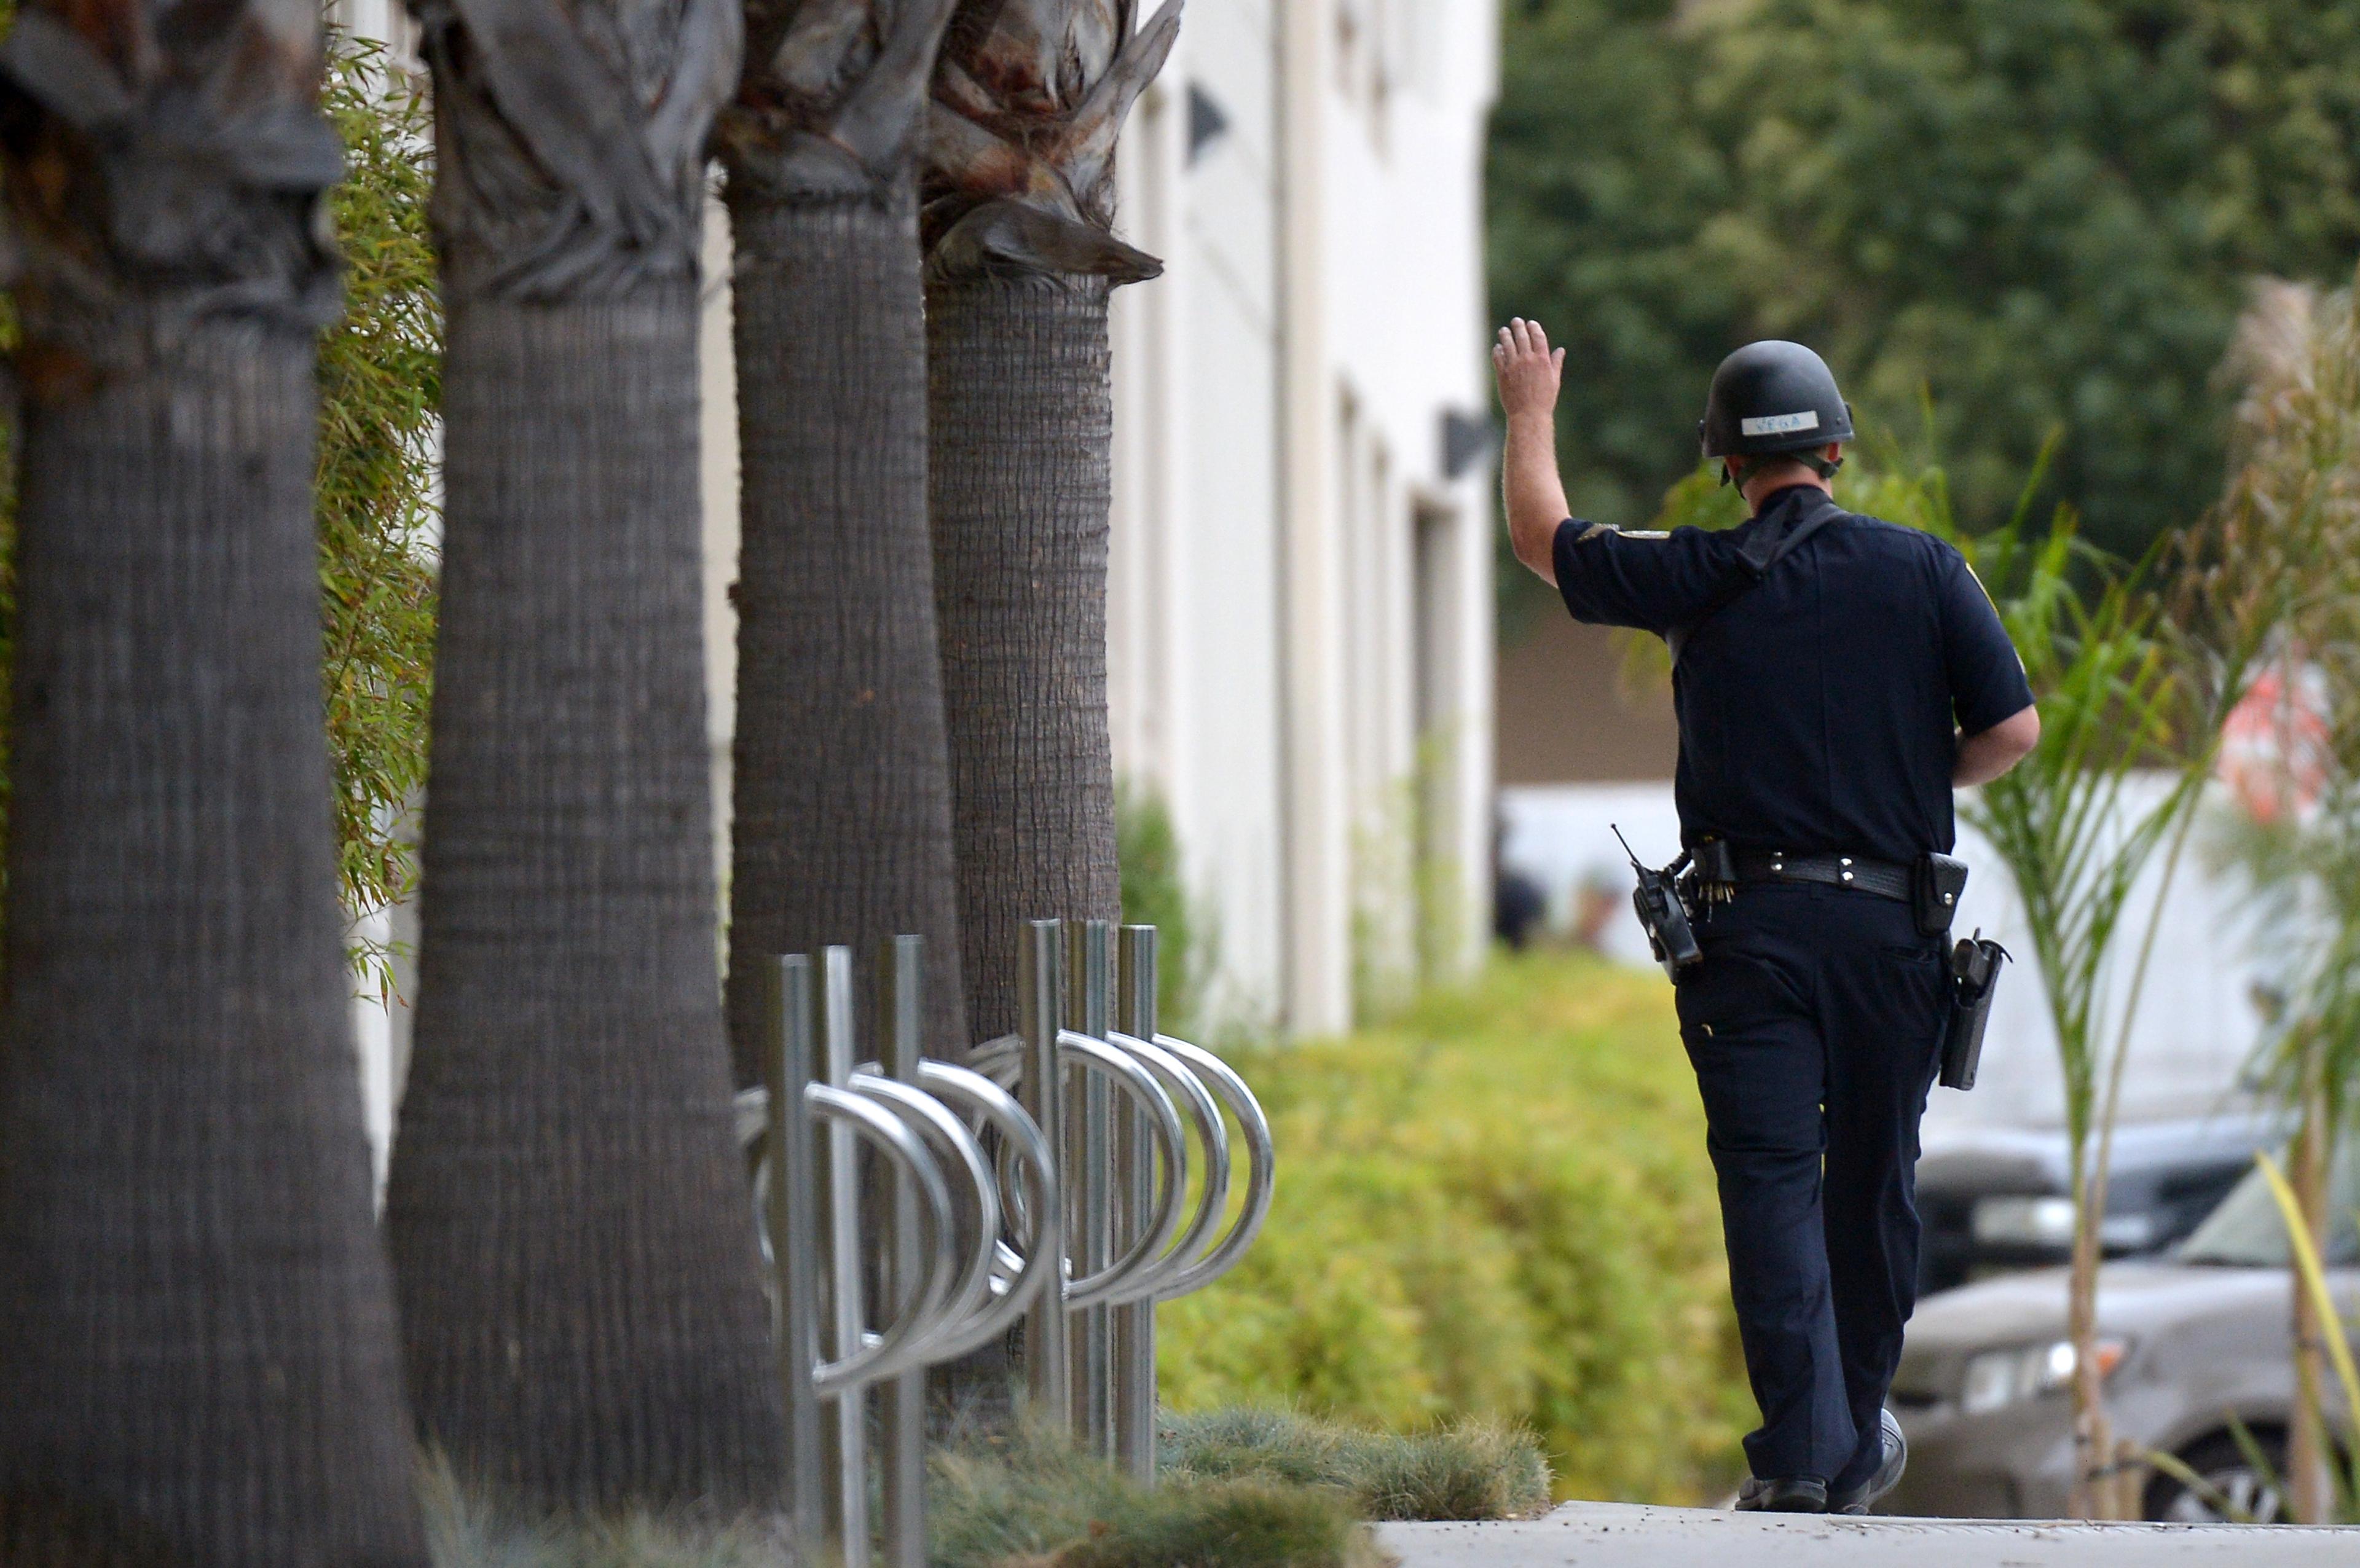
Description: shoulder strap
1666,503,1845,665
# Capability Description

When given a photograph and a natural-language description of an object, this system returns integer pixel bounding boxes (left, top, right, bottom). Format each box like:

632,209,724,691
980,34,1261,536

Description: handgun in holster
1940,931,2009,1091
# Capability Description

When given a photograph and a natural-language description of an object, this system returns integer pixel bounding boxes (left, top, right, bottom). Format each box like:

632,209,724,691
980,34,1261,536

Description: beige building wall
700,197,741,937
1109,0,1500,1035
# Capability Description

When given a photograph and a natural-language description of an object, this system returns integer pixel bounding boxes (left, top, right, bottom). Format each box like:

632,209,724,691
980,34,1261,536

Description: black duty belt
1729,850,1913,904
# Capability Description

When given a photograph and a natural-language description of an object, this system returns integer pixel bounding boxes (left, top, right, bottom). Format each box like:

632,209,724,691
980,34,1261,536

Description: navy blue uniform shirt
1552,485,2033,863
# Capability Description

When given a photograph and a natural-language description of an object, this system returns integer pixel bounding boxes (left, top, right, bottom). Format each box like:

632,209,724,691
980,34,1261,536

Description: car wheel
2145,1432,2287,1524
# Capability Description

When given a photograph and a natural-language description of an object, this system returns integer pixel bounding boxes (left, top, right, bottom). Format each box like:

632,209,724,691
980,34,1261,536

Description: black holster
1940,934,2010,1091
1914,852,1970,936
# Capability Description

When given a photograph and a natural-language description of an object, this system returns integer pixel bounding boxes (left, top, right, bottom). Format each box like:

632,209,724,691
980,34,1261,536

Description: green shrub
419,1456,792,1567
1117,778,1202,1031
1161,1408,1552,1523
423,1432,1382,1568
1157,952,1750,1505
930,1427,1380,1568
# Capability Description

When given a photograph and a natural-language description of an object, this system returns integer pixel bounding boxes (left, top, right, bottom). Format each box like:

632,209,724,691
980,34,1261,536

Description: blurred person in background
1571,866,1621,952
1494,812,1547,949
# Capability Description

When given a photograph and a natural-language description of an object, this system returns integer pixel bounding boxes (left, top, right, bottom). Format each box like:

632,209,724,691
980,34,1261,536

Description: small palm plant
2256,1151,2360,1521
1945,471,2200,1522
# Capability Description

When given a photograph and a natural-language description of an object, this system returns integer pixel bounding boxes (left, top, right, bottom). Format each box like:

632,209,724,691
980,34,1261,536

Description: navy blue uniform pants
1674,882,1948,1488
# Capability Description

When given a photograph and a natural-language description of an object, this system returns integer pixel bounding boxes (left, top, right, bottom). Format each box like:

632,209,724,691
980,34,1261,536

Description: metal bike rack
966,919,1277,1477
745,943,1049,1568
738,919,1276,1565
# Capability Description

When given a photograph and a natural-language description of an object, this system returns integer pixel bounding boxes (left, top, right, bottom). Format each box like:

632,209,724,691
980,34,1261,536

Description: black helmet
1698,340,1854,459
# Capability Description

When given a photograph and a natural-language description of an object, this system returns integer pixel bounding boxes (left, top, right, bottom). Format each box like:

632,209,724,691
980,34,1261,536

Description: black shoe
1735,1476,1828,1513
1830,1408,1907,1515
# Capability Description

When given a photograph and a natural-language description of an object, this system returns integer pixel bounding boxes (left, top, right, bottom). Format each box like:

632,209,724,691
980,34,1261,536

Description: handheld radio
1615,825,1703,981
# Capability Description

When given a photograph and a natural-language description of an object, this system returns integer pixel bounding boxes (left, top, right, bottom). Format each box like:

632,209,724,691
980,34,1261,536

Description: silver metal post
879,936,928,1568
770,955,827,1561
1113,925,1160,1481
1066,919,1115,1448
1019,920,1071,1429
818,947,869,1567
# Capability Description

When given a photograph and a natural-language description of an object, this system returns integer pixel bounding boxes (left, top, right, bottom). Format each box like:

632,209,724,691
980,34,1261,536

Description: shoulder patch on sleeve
1959,557,2003,611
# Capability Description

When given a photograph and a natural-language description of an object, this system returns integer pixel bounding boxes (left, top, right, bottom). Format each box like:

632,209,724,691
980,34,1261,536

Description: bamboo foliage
318,36,441,992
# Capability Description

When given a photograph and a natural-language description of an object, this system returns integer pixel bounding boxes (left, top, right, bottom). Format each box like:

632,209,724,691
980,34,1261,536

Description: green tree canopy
1490,0,2360,571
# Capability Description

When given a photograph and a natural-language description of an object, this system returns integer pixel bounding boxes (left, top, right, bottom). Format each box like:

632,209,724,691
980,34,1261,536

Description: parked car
1885,1139,2358,1520
1915,1108,2286,1296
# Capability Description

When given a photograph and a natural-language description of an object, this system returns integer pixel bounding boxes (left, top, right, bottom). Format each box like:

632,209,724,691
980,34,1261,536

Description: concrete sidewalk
1379,1502,2354,1565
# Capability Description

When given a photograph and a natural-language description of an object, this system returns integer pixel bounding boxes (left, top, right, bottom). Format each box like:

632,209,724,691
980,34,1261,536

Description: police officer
1493,323,2041,1514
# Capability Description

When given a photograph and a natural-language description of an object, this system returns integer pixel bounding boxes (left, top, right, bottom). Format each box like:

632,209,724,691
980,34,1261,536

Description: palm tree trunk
383,0,786,1513
388,295,787,1511
927,275,1123,1038
0,15,425,1550
722,189,967,1075
919,0,1181,1040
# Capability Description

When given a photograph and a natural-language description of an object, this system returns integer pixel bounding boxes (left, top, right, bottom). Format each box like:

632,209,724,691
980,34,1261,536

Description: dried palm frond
920,0,1180,281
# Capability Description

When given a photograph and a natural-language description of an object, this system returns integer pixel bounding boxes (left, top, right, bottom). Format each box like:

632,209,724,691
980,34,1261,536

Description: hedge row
1157,952,1752,1504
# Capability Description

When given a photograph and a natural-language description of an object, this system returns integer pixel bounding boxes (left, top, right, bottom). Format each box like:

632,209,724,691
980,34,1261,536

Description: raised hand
1494,316,1567,421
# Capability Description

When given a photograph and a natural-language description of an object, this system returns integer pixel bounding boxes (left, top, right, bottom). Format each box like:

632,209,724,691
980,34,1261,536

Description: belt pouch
1915,852,1970,936
1940,935,2009,1091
